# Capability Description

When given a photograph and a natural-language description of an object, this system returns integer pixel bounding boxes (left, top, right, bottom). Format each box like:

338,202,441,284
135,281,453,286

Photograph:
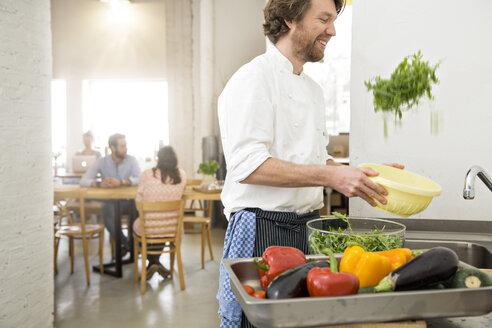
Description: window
82,79,169,160
304,6,352,135
51,79,67,168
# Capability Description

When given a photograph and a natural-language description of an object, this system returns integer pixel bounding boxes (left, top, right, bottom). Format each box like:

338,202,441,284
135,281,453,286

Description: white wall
51,0,166,167
0,1,54,327
350,0,492,220
213,0,267,136
170,0,266,176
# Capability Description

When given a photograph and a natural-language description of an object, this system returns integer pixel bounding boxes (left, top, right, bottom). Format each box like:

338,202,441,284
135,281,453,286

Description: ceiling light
100,0,130,4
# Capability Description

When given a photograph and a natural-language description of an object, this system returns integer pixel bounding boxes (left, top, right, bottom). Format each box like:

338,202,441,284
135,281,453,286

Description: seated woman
76,131,102,158
133,146,187,280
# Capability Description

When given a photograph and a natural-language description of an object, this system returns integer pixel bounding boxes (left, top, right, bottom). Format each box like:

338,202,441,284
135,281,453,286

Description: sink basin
405,239,492,269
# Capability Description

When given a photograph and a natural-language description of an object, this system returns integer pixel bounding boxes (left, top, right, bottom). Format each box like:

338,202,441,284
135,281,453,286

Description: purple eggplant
374,246,459,292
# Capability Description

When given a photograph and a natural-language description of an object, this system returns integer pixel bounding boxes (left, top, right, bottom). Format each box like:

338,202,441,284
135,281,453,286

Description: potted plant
53,149,64,176
197,160,220,188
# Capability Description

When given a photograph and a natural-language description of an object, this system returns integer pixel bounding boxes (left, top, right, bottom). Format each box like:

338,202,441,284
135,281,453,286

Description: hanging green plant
365,50,441,135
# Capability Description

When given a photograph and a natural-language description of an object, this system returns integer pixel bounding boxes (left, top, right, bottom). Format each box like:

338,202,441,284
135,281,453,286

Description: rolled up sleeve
219,68,274,183
79,159,102,187
228,144,271,183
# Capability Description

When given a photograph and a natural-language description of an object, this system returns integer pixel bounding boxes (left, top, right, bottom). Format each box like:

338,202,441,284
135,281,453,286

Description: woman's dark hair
263,0,345,44
153,146,181,185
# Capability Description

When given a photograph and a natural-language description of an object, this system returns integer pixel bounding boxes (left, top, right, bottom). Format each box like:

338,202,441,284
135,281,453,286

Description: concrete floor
54,226,226,327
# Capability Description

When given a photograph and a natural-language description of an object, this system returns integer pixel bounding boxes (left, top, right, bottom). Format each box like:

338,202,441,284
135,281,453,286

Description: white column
0,1,54,326
192,0,216,175
165,0,196,176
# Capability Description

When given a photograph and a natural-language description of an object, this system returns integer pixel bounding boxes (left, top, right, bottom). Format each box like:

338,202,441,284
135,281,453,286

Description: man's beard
115,150,126,160
291,25,325,63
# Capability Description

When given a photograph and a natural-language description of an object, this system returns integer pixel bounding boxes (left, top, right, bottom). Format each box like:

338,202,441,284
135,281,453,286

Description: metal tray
223,254,492,328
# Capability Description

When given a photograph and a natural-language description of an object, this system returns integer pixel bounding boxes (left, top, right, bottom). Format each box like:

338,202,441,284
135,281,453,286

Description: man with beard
217,0,403,327
80,133,140,255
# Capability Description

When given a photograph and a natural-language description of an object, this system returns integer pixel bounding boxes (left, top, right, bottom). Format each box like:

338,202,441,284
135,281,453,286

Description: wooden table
83,187,140,277
55,172,84,179
184,186,222,201
55,185,222,201
53,184,221,277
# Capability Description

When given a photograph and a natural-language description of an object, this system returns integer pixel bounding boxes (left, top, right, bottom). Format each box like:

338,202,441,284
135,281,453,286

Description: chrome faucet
463,166,492,199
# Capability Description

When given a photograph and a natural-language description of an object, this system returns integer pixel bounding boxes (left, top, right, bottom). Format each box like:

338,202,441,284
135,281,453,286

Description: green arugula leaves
308,212,404,254
365,50,441,126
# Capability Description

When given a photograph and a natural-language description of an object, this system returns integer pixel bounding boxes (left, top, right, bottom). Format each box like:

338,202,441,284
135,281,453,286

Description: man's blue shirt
79,155,140,187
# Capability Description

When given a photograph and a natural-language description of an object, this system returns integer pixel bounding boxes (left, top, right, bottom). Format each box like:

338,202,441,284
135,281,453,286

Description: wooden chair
134,200,186,294
54,189,104,285
53,197,76,275
184,179,214,268
67,199,129,261
66,200,104,221
185,179,205,213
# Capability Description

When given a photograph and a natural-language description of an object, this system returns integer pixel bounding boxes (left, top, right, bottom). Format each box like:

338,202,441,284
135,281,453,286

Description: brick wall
0,1,54,327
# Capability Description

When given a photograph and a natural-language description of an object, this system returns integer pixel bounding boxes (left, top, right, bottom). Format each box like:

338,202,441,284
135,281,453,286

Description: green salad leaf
308,212,403,254
364,50,441,135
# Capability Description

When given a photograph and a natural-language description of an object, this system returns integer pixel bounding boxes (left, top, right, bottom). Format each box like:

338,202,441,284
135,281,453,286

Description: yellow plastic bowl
358,163,442,217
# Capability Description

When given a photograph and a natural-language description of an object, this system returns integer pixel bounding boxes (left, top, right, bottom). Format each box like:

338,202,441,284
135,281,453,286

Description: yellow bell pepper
339,246,392,288
376,248,413,271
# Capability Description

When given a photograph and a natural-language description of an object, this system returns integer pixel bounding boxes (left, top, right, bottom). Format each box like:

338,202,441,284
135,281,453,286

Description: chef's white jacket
218,45,332,219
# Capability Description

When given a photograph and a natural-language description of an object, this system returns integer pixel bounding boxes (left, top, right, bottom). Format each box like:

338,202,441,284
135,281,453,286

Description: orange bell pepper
376,248,413,271
339,245,392,288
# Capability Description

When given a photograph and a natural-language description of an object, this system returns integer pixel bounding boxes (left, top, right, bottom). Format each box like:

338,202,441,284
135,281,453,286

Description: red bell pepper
254,246,306,290
260,274,270,290
307,248,359,297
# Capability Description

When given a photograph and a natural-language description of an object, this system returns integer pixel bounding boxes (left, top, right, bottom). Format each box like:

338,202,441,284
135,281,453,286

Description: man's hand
100,177,122,188
329,166,388,207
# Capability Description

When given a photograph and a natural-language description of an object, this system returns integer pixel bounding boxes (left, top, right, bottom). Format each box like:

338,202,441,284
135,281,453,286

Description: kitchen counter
427,313,492,328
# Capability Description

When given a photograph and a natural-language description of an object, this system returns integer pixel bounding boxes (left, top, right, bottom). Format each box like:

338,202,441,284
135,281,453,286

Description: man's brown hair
108,133,125,149
263,0,345,44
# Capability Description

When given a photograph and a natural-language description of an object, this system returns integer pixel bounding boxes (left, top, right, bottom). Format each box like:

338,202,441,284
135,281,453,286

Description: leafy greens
308,212,403,254
365,50,440,126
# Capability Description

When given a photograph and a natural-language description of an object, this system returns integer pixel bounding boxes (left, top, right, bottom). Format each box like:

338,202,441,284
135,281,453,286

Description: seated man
80,133,140,254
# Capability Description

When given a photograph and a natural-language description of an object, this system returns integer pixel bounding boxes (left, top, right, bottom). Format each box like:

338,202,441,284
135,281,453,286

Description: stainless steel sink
405,239,492,269
365,217,492,268
381,217,492,244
